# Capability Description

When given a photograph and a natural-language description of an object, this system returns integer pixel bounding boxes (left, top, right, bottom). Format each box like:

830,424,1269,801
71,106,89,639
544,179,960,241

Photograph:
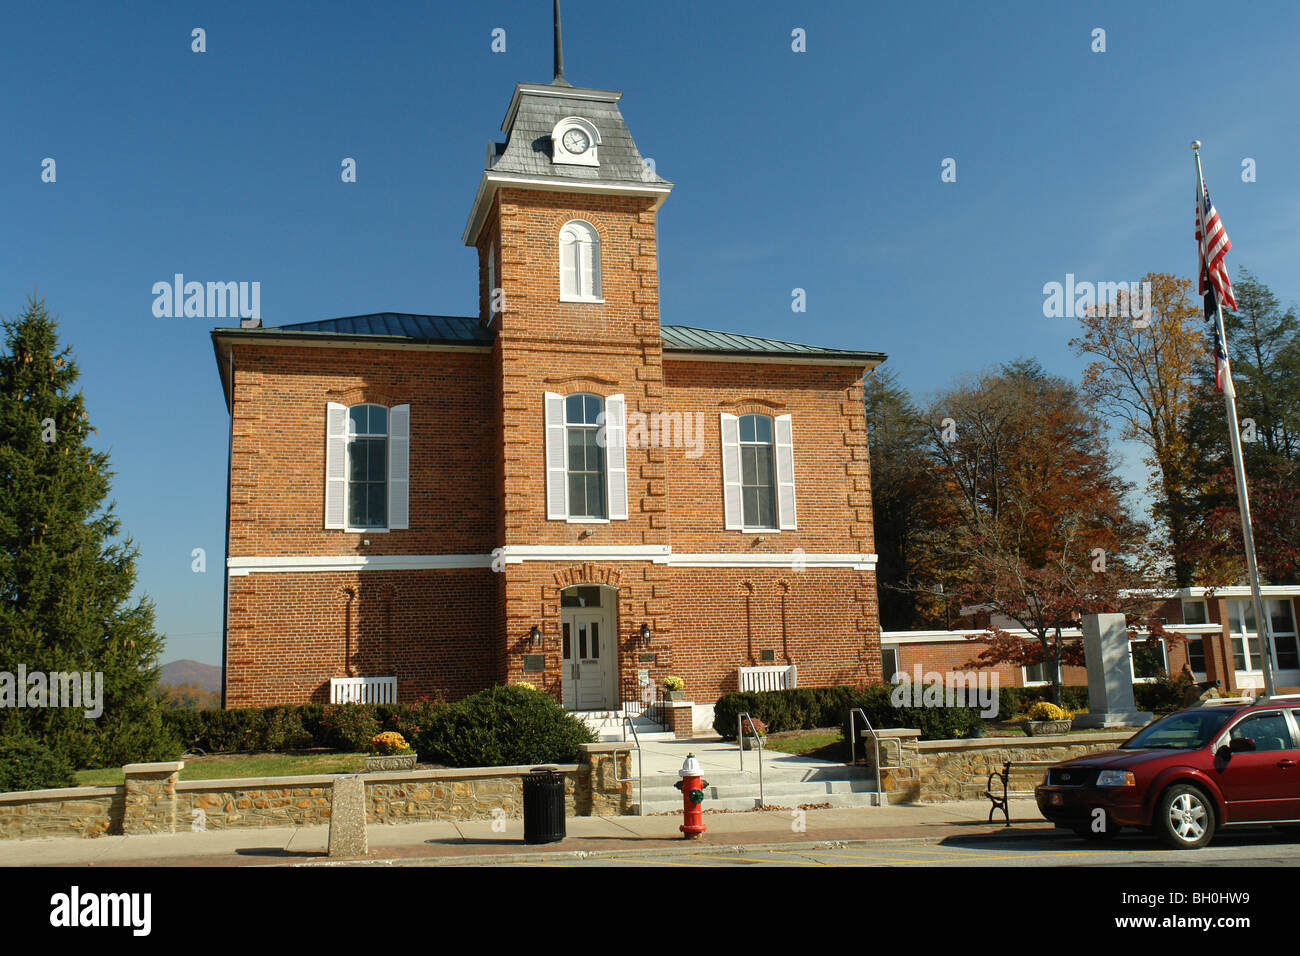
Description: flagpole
1192,141,1276,698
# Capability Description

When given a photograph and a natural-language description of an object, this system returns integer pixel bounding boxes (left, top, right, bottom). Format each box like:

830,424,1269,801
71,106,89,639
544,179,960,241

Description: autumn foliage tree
1070,272,1205,585
920,360,1163,704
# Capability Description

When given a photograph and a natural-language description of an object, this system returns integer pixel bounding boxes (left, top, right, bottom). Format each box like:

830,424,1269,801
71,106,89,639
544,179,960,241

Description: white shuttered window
323,401,409,531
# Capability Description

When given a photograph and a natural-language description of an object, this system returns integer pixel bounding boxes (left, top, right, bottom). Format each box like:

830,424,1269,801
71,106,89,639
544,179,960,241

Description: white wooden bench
330,676,397,704
739,665,797,693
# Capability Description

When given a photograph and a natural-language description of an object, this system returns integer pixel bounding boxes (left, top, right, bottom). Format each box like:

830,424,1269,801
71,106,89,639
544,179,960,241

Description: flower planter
664,690,684,702
365,753,418,772
741,736,766,751
1023,719,1072,737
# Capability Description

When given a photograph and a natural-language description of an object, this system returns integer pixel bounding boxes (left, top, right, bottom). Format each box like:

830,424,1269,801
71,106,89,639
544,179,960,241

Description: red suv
1036,695,1300,849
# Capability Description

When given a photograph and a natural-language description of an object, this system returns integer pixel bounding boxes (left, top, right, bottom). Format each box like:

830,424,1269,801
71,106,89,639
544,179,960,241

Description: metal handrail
849,707,901,808
617,714,644,816
737,711,765,808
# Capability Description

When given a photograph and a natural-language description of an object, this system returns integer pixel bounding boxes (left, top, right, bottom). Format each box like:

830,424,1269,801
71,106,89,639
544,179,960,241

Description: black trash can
522,766,566,844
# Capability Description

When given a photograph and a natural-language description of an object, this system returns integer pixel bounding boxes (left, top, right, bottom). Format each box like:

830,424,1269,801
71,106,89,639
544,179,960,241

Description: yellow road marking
598,857,723,867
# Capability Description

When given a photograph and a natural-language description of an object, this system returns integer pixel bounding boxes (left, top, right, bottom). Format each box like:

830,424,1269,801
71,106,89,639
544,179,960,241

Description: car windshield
1120,709,1235,750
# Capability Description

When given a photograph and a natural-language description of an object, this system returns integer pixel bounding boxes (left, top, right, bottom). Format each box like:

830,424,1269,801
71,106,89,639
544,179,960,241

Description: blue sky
3,1,1298,666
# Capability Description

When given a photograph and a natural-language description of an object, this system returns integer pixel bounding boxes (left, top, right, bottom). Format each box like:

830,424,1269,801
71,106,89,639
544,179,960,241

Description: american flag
1212,320,1231,392
1196,174,1237,312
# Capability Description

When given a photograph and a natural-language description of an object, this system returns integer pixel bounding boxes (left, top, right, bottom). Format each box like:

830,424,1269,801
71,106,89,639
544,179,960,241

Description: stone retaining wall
0,786,122,841
0,742,635,841
863,729,1133,803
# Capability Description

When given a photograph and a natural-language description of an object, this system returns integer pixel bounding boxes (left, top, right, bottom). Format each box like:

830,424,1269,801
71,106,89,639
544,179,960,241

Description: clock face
562,129,590,155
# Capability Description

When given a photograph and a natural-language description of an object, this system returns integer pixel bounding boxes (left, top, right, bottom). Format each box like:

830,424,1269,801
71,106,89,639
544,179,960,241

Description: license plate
1051,793,1063,806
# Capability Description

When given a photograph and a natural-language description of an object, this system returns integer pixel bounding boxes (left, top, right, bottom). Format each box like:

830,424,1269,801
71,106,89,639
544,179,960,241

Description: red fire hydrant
673,753,709,839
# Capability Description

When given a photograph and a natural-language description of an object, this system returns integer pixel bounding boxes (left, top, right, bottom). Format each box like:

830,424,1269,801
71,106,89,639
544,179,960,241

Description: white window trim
1021,667,1050,688
559,220,601,302
325,402,409,532
1129,637,1168,684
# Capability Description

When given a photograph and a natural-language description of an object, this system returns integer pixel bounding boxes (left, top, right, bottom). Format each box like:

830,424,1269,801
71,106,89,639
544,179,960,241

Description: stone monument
1072,613,1155,729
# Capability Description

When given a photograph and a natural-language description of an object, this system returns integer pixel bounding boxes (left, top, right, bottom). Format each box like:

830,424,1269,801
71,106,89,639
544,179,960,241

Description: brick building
210,55,885,726
882,589,1300,696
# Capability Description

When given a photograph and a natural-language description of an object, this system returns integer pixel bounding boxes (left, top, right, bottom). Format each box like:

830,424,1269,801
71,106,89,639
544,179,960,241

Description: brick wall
226,569,498,708
221,183,882,709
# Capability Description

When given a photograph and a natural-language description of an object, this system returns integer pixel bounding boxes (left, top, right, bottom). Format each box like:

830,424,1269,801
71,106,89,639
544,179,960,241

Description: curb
289,824,1066,867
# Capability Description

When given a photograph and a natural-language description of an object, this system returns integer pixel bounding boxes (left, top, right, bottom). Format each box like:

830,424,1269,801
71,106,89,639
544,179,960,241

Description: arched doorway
559,584,618,710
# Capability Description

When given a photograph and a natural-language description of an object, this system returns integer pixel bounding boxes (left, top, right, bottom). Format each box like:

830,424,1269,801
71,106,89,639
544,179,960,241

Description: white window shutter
387,404,410,530
720,413,742,530
584,236,601,298
324,402,347,529
559,236,577,297
545,392,568,519
604,394,628,520
775,413,797,529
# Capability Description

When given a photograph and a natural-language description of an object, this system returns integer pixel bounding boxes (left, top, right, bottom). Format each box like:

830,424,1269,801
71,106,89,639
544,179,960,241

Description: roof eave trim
209,329,494,352
462,172,672,246
661,349,886,368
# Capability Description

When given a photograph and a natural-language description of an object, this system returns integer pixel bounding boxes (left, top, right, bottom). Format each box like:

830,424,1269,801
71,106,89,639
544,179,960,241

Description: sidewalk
0,800,1053,867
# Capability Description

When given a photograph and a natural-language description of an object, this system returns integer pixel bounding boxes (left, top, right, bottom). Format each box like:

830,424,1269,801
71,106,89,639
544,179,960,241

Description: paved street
488,829,1300,868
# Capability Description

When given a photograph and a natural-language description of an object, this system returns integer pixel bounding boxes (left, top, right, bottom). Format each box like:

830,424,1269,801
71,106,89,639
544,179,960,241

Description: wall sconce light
529,625,542,648
638,623,652,648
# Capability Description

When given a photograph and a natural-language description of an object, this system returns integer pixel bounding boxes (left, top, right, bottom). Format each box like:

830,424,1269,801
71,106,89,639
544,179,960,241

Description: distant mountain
159,659,223,692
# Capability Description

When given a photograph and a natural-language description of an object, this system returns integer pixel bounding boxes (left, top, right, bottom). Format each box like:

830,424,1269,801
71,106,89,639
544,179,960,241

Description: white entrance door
562,608,613,710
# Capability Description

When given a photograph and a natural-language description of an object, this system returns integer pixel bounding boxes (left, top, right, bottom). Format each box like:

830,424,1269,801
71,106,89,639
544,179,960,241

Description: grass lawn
763,729,847,760
73,751,368,787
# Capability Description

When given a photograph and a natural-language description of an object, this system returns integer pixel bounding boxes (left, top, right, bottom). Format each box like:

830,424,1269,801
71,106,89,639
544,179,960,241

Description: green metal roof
660,325,885,363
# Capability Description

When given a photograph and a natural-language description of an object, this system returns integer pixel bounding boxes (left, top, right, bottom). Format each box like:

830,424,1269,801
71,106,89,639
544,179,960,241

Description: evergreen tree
863,369,951,629
1183,269,1300,584
0,297,178,767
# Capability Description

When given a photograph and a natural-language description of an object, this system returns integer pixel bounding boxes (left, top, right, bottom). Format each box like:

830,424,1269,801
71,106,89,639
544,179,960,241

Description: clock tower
464,2,677,690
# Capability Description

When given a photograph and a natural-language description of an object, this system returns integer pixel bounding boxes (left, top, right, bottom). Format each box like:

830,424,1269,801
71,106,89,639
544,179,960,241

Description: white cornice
462,172,672,247
227,548,877,574
227,554,492,575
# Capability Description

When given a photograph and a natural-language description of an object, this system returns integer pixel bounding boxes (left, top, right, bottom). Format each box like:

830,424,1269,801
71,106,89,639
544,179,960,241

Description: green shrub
1135,672,1192,715
841,684,983,742
382,699,444,746
713,687,854,738
260,706,312,751
318,705,382,752
0,735,75,793
415,685,596,767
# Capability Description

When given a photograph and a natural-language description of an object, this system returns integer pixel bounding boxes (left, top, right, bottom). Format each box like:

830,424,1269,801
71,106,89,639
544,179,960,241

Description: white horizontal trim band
228,549,877,574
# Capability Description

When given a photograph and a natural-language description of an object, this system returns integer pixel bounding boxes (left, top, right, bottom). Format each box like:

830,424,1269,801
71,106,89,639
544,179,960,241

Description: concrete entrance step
573,710,673,742
638,766,873,791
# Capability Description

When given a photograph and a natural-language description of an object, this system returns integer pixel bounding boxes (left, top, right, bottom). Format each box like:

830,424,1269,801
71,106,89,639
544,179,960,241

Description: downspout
220,346,235,709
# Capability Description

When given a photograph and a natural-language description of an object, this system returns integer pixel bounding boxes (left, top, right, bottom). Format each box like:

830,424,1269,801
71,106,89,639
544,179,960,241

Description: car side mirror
1230,737,1256,753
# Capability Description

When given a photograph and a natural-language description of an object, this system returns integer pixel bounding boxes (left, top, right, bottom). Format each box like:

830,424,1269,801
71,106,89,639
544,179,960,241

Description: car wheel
1156,784,1215,850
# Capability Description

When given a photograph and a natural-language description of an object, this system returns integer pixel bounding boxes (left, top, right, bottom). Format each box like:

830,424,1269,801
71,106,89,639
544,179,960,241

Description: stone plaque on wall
522,654,545,672
638,653,657,663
